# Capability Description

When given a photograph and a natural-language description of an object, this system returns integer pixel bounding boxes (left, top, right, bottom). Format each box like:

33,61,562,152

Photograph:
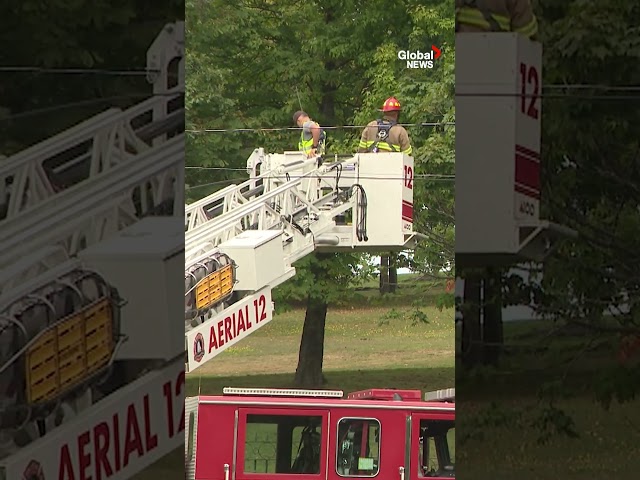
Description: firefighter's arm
358,123,373,153
310,122,322,147
509,0,538,40
399,129,412,155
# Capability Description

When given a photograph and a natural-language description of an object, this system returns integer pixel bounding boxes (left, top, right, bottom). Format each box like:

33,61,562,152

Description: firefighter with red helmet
358,97,412,155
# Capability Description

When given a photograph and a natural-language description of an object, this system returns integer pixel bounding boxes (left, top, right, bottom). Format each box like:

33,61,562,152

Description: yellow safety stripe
514,17,538,38
456,6,537,39
359,140,411,154
456,7,511,31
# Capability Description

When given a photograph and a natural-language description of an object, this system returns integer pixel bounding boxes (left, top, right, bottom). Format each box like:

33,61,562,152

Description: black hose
350,184,368,241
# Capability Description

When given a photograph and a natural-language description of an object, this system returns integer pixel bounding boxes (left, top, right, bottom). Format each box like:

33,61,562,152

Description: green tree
185,0,455,387
459,1,640,454
0,1,183,153
352,1,455,292
534,0,640,404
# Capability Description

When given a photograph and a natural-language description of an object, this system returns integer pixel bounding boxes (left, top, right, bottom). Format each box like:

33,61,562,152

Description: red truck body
185,388,455,480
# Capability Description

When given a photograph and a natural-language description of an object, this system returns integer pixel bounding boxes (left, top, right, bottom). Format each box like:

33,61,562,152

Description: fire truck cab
185,387,455,480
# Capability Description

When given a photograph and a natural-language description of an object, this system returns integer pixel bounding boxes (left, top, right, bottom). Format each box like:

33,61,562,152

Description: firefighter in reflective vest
455,0,538,40
293,110,326,158
357,97,412,155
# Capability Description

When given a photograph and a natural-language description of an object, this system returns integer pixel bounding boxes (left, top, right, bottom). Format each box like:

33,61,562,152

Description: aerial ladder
0,22,185,480
184,150,419,370
454,33,577,331
0,21,184,276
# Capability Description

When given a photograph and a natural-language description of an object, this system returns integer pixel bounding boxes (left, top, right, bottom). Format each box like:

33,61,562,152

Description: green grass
133,274,448,479
189,302,454,377
456,318,640,479
135,270,640,479
352,280,446,307
131,447,183,480
457,396,640,479
285,273,449,308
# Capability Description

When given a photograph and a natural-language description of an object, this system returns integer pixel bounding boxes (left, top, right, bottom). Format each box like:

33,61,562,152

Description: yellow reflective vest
455,0,538,39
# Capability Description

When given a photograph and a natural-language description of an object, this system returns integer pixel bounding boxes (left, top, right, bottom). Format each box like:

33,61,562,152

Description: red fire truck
185,387,455,480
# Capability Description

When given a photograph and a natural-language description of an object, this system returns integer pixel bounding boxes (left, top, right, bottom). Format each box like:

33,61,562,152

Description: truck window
336,418,380,477
244,414,323,474
418,420,454,478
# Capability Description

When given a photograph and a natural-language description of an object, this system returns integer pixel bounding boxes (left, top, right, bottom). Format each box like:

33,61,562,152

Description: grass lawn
134,270,640,479
132,448,184,480
456,318,640,479
133,274,452,479
189,302,454,377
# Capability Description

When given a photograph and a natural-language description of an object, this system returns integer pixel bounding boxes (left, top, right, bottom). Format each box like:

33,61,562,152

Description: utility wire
0,67,160,76
187,88,640,134
186,174,454,191
4,81,635,128
0,92,184,122
187,122,452,133
456,92,640,100
2,84,635,126
456,83,640,92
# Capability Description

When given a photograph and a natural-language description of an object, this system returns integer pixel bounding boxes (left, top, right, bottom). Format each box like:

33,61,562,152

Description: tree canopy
534,0,640,403
185,0,455,283
0,1,183,153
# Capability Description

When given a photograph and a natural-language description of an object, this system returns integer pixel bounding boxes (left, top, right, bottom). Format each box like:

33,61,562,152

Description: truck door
235,408,330,480
409,413,455,479
328,410,405,480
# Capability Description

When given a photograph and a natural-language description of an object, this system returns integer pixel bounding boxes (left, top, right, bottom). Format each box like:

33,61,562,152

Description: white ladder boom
184,151,417,371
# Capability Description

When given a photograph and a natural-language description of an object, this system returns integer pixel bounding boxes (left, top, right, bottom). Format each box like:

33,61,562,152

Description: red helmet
380,97,401,112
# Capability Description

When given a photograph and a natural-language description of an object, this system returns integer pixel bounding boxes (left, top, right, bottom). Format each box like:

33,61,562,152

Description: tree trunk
461,273,483,367
294,294,328,388
388,252,398,294
379,255,390,294
482,268,503,366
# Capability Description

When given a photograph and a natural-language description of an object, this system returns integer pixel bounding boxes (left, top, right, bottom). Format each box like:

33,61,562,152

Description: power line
0,66,159,76
186,174,454,191
186,88,640,134
542,84,640,92
0,92,184,122
187,122,452,134
456,83,640,92
546,85,640,92
456,92,640,100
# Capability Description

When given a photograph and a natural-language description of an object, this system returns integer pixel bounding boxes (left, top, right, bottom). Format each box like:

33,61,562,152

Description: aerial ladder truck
182,147,453,479
0,22,185,480
185,387,456,480
184,150,420,369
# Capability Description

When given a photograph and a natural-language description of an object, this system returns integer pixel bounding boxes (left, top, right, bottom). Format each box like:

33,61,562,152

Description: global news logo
398,46,441,69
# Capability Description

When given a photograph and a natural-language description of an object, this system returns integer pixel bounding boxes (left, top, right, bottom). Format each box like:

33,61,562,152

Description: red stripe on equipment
515,184,540,199
515,144,540,160
515,154,540,192
402,201,413,221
